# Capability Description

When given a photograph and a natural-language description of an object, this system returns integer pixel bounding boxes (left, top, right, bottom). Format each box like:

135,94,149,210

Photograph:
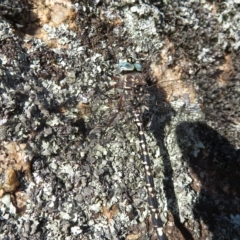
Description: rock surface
0,0,239,239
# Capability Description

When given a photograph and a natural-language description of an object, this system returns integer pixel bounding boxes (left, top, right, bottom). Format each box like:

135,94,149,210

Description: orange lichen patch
211,3,217,15
151,39,196,103
32,0,76,28
102,204,118,223
113,18,123,26
23,0,77,47
59,106,67,113
217,54,234,86
202,1,217,15
77,102,91,118
164,212,184,240
0,141,33,195
22,40,34,51
12,191,29,215
49,2,74,27
0,142,32,215
0,189,5,198
126,233,142,240
0,142,29,172
2,169,20,193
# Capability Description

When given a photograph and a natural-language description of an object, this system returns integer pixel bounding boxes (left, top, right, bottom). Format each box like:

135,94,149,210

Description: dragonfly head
117,58,143,73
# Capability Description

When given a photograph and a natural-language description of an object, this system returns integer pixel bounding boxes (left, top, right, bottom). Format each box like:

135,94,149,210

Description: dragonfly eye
117,62,135,72
134,63,142,72
127,57,135,64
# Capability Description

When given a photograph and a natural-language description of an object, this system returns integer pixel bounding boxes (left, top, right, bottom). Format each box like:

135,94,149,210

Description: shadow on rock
176,121,240,239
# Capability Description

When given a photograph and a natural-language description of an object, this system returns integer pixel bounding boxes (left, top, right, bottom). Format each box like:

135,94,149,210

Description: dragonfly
115,58,167,240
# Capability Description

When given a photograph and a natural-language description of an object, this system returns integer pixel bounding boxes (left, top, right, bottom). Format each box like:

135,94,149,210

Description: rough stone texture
0,0,239,240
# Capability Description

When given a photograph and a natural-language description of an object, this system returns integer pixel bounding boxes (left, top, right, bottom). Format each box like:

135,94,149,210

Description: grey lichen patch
0,20,14,40
1,193,16,214
41,23,77,47
121,3,164,53
216,1,240,51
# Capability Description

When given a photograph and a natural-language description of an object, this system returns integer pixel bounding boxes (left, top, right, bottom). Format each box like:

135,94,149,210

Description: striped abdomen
134,108,167,240
117,60,167,239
